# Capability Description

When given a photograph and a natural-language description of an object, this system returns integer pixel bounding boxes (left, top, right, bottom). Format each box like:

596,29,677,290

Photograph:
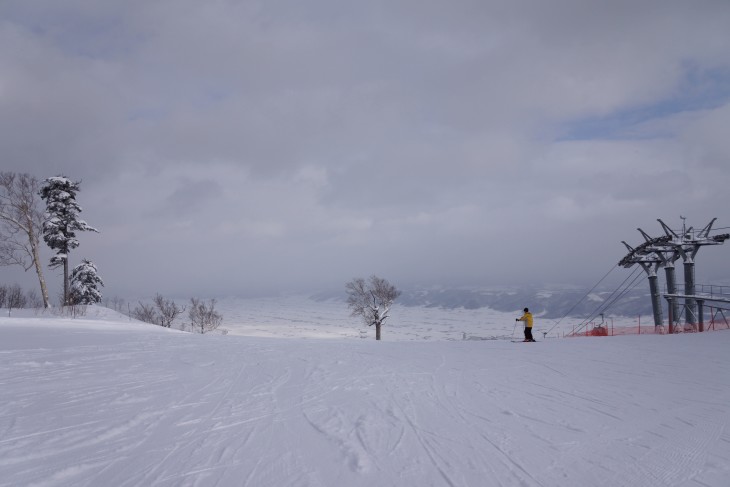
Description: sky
2,0,730,300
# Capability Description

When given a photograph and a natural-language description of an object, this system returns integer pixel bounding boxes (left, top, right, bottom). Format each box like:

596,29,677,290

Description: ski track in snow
1,300,730,486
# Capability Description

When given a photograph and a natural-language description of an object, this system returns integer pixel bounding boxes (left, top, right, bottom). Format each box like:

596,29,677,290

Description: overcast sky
2,0,730,300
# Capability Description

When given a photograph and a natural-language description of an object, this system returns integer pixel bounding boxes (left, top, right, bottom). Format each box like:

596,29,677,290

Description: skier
516,308,535,342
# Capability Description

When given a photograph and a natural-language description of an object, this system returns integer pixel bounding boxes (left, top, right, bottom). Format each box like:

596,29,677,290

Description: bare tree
345,275,401,341
189,298,223,334
0,285,7,308
0,173,50,307
153,294,186,328
26,288,43,308
6,283,27,310
110,296,125,314
131,302,158,325
129,294,187,328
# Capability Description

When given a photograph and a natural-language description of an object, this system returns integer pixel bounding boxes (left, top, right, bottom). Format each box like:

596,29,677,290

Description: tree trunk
375,323,381,341
32,247,50,308
63,258,69,306
28,227,50,307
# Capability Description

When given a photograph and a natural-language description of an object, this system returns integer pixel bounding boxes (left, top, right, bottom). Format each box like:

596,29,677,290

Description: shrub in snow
189,298,223,334
154,294,186,328
131,294,186,328
131,302,158,325
1,283,27,310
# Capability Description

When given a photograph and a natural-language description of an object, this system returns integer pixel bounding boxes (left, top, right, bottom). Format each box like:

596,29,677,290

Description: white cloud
2,0,729,297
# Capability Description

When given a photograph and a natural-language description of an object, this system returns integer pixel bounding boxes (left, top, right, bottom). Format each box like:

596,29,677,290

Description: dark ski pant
524,327,534,341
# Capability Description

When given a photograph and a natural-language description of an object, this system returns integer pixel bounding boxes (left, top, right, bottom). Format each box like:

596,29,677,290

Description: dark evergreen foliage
70,259,104,305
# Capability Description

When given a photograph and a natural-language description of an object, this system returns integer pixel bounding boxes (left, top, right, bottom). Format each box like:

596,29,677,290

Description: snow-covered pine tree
69,259,104,305
39,176,98,305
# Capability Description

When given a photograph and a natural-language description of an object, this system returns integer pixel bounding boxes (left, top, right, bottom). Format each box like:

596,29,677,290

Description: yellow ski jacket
518,311,533,328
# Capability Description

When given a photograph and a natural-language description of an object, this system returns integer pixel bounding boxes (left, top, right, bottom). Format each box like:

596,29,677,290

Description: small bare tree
131,302,158,324
345,275,401,341
6,283,27,311
0,172,50,307
26,288,43,308
129,294,187,329
109,296,126,314
189,298,223,334
153,294,186,328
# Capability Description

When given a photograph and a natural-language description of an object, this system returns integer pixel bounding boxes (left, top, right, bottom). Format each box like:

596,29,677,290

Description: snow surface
1,299,729,487
587,293,605,303
212,296,591,340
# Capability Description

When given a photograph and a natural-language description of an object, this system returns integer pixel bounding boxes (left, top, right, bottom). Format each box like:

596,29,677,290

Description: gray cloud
1,0,729,299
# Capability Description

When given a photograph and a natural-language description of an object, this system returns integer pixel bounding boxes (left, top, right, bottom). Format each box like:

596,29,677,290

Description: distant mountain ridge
396,287,653,319
313,286,655,320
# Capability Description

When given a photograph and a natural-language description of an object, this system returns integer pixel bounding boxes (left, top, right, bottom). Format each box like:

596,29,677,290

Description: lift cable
586,267,643,321
573,267,644,331
597,271,646,317
570,268,646,336
543,263,620,336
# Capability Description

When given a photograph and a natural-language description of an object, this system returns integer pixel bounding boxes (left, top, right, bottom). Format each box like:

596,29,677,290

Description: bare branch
131,302,159,325
0,172,50,307
189,298,223,334
153,294,186,328
345,275,401,340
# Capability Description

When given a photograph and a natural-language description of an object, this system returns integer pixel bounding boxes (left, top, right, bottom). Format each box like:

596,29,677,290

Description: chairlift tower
620,217,729,331
657,218,729,327
634,227,682,330
619,236,669,327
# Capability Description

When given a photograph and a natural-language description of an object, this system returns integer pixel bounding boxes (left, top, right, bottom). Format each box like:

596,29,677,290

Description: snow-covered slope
212,295,596,340
1,305,729,487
